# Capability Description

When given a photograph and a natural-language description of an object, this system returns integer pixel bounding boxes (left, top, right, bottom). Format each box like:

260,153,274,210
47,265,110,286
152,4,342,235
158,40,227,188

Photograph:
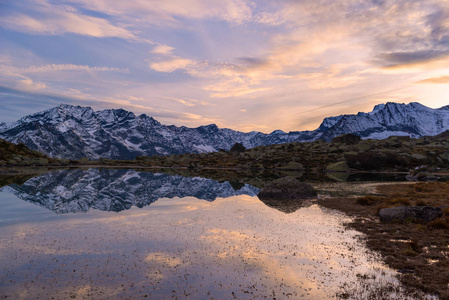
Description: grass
317,181,449,298
356,196,379,206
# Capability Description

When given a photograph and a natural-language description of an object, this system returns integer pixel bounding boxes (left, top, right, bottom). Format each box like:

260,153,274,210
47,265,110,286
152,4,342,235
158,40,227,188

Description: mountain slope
318,102,449,140
0,169,260,213
0,102,448,159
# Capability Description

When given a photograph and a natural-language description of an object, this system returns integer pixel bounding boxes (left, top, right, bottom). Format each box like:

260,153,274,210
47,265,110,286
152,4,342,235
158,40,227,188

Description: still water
0,169,401,299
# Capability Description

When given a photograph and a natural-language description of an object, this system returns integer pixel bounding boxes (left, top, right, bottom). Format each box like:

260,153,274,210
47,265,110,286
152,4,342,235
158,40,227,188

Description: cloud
152,45,175,55
377,50,449,69
415,75,449,84
149,58,195,72
64,0,254,26
16,76,47,91
203,82,271,98
159,96,209,107
0,1,142,41
22,64,130,73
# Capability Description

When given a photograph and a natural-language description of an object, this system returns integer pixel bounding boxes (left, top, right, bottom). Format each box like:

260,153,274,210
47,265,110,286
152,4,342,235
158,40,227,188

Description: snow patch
194,144,216,153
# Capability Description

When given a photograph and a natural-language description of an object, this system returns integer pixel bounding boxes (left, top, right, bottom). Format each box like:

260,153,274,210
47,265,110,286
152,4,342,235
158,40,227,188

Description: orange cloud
150,58,195,72
1,11,140,41
415,76,449,84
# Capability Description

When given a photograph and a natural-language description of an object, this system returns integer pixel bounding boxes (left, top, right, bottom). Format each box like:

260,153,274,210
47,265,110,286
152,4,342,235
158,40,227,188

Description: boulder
325,161,350,173
278,161,304,170
230,142,246,154
326,171,350,182
331,134,361,145
411,153,427,160
379,206,443,223
257,176,317,200
415,171,437,181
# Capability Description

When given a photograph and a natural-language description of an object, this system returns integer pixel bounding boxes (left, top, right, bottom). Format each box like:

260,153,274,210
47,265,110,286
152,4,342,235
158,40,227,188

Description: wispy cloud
150,58,195,73
159,96,209,107
415,75,449,84
2,12,136,41
22,64,130,73
152,45,175,55
0,0,145,42
64,0,254,26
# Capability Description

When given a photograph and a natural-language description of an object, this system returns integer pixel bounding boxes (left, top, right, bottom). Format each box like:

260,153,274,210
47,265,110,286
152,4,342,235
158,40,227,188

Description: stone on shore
325,161,350,173
379,206,443,223
257,176,317,200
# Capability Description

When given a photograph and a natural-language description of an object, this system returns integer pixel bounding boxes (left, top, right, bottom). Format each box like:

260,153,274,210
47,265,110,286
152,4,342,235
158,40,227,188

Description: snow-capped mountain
317,102,449,140
0,102,448,159
1,169,260,213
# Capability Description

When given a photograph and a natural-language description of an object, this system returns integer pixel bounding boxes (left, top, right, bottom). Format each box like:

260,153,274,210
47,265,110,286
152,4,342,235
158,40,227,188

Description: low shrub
388,197,411,206
415,200,427,206
443,207,449,217
356,196,379,206
427,218,449,230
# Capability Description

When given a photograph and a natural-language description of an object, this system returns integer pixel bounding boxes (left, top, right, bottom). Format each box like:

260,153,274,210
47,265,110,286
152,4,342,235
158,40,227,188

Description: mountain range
0,102,448,160
1,169,259,213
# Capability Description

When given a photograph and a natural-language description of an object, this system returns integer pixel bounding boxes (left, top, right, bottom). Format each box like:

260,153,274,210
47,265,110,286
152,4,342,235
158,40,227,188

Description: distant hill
0,138,49,165
0,102,448,160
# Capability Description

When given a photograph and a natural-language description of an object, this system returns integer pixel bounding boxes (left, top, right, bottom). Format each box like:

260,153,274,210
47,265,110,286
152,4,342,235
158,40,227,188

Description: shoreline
317,181,449,299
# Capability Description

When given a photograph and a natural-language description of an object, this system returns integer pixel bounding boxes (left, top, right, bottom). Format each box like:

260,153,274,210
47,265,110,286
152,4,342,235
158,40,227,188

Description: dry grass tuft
356,195,379,206
427,218,449,230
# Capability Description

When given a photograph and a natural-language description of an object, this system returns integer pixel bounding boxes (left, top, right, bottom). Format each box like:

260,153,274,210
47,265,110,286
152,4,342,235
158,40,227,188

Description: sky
0,0,449,133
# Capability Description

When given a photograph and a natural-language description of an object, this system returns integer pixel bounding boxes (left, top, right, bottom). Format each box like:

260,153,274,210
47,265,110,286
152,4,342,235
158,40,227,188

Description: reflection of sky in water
0,169,259,213
0,190,400,299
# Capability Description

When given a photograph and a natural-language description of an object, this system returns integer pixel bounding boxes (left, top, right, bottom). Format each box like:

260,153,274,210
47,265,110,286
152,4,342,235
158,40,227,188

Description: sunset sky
1,0,448,132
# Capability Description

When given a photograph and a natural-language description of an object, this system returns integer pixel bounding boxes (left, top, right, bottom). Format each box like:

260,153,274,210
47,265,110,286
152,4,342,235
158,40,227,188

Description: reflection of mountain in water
1,169,259,213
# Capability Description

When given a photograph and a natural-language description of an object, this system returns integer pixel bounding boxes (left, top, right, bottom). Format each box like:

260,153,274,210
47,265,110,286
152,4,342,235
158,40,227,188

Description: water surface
0,169,402,299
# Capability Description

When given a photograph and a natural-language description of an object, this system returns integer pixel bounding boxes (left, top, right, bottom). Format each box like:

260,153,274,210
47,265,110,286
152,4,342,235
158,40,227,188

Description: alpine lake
0,168,438,299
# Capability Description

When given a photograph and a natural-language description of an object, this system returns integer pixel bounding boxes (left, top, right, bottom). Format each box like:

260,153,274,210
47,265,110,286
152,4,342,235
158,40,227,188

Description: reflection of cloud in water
0,193,404,299
145,252,183,268
0,169,259,213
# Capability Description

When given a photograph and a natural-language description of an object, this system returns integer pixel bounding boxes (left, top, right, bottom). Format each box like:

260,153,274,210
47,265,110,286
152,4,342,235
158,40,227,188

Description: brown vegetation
318,181,449,298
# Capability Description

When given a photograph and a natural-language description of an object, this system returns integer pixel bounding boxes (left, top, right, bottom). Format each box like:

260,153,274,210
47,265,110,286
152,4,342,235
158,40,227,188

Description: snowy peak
0,102,448,159
97,108,136,125
317,102,449,140
0,169,260,213
137,114,161,127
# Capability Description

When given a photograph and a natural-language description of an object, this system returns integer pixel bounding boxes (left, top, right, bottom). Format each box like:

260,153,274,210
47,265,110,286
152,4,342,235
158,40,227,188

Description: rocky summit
0,102,448,160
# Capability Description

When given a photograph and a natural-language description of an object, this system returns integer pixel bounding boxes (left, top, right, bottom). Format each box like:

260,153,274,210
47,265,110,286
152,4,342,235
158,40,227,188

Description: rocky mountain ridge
0,102,448,160
1,169,259,213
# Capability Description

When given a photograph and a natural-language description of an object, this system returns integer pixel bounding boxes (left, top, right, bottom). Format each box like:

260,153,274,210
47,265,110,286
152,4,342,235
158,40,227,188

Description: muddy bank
317,181,449,299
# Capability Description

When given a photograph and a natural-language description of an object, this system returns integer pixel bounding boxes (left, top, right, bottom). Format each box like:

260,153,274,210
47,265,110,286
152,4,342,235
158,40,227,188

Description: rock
331,134,361,145
415,171,437,181
439,151,449,161
257,176,317,200
325,161,350,173
291,156,301,163
230,142,246,154
328,146,338,153
229,180,245,191
337,145,351,152
278,161,304,170
389,135,411,142
379,206,443,223
411,153,427,160
405,174,415,181
355,142,373,153
326,171,350,182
